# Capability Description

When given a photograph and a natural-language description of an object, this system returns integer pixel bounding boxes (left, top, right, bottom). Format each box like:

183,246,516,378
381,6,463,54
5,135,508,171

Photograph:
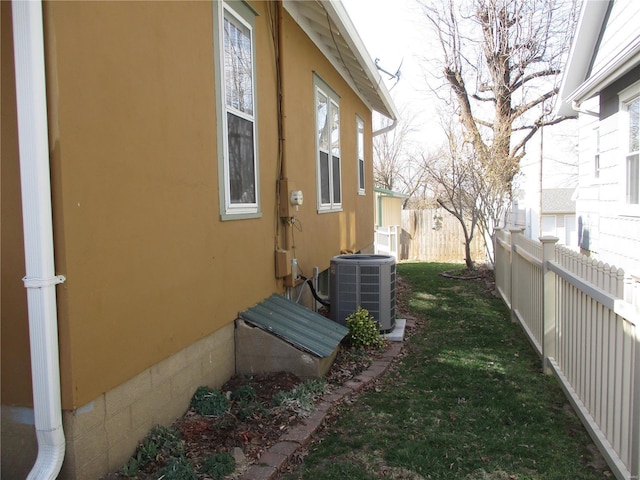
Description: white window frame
357,115,365,195
213,1,260,220
593,125,601,181
619,80,640,217
314,75,342,212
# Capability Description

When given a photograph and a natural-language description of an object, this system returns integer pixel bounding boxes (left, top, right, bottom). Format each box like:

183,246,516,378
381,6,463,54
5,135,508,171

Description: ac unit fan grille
330,254,396,331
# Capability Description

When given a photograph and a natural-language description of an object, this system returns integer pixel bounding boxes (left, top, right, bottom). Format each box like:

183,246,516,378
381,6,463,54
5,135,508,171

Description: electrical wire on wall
319,3,360,95
290,217,303,273
267,1,285,252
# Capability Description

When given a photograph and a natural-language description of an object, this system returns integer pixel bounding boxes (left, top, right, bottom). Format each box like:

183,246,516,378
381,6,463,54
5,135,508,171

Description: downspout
12,1,66,479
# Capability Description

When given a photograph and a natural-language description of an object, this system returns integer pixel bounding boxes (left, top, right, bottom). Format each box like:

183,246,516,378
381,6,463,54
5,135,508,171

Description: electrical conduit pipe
12,1,66,478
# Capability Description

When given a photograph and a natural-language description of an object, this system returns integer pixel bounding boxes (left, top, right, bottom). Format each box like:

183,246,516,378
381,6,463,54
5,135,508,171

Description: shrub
199,452,236,478
272,379,327,416
159,457,197,480
345,306,385,348
121,425,184,477
191,386,229,416
231,385,257,402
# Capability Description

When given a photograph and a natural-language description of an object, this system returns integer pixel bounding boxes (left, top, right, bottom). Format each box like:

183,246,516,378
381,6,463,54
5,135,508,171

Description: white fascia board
567,36,640,106
555,0,611,118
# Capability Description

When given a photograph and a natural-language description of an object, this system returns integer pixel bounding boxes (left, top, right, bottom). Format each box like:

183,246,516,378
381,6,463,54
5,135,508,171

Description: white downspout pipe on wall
12,1,66,479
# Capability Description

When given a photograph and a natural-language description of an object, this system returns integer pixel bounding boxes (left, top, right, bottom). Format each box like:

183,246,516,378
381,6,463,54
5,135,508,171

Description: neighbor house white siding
576,90,640,276
590,0,640,74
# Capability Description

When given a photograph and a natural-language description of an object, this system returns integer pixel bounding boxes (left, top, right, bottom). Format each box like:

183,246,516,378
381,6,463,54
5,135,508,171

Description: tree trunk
464,239,473,270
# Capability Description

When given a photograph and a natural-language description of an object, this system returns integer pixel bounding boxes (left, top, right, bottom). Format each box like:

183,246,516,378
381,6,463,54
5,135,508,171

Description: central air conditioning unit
330,254,396,332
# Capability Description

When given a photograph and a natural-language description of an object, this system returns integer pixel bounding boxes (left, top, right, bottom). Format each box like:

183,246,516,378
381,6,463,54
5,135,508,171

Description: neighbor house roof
374,187,409,199
541,188,576,214
284,0,398,121
556,0,640,117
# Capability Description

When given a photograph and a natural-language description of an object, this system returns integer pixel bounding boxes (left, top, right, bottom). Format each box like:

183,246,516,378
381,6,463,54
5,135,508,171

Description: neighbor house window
214,1,260,219
357,116,365,195
621,82,640,206
625,97,639,204
315,75,341,212
594,126,600,180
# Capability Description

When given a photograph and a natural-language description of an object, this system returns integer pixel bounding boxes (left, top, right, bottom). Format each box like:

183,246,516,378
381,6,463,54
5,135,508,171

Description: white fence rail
494,229,639,480
374,225,400,259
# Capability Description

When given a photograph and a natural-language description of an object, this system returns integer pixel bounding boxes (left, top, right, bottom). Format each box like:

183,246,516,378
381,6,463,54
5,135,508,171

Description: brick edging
239,325,409,480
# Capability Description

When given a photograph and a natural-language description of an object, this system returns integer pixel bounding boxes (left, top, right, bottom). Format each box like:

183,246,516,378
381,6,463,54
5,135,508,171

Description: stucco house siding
1,1,395,478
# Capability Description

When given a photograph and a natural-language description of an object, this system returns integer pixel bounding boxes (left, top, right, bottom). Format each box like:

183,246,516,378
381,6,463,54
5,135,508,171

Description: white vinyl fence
494,229,639,480
374,225,400,259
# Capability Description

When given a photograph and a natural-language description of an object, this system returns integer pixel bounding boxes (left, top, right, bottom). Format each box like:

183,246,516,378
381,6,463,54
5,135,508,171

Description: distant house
1,1,397,478
541,188,577,246
556,0,640,275
373,187,408,258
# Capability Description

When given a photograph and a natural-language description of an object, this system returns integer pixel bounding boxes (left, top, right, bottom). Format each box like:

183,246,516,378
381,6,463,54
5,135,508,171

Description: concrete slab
384,318,406,342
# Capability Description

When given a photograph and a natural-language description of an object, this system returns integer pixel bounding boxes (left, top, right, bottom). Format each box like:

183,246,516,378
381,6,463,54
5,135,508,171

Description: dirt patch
439,265,496,293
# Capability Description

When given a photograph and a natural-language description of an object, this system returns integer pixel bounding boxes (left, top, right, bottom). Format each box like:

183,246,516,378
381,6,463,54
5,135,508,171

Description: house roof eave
567,37,640,107
555,0,611,118
284,0,398,122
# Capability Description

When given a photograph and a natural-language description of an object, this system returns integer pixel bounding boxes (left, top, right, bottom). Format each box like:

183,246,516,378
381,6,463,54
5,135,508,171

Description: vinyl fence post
540,236,558,374
509,229,524,324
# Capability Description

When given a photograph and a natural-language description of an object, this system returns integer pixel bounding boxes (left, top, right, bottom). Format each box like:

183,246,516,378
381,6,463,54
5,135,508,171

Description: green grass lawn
282,262,610,480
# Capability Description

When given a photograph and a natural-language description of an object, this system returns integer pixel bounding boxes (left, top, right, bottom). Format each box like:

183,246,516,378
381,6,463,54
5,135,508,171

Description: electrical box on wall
275,249,291,278
278,178,303,217
290,190,303,209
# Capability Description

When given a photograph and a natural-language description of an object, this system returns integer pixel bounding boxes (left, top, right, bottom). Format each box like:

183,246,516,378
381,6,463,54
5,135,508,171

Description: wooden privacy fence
494,229,640,480
400,209,488,263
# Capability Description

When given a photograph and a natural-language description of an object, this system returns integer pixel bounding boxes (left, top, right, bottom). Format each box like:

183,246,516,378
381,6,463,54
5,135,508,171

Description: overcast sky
342,0,444,146
342,0,578,190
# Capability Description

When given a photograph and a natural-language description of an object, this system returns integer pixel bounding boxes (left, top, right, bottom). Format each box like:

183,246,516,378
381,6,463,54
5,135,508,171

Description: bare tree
425,128,481,269
419,0,579,234
373,107,426,206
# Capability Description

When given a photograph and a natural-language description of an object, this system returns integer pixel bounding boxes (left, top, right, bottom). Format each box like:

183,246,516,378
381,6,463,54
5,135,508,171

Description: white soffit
555,0,611,117
284,0,398,121
568,36,640,106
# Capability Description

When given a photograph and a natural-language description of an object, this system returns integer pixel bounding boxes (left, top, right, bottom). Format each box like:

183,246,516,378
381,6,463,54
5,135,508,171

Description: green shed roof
238,294,349,358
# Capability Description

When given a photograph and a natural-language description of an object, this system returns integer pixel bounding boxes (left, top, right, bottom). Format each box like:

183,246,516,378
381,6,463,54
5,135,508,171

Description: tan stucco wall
2,1,375,469
277,10,375,276
40,1,284,409
2,324,235,480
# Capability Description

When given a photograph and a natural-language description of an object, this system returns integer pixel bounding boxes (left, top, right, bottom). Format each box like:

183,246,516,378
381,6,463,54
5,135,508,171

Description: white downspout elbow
12,1,66,479
372,117,397,137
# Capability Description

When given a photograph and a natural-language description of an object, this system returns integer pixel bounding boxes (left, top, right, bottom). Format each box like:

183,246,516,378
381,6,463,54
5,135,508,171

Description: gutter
11,1,66,479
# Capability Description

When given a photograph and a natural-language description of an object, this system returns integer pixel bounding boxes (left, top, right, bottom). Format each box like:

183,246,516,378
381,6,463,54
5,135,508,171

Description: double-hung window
620,82,640,209
315,76,341,212
357,116,365,195
214,1,259,219
593,126,600,180
624,95,639,204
